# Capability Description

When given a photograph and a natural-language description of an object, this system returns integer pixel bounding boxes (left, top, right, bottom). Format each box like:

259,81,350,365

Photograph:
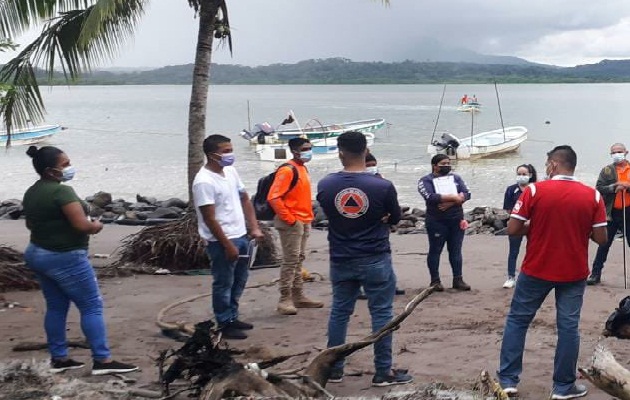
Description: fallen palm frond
110,212,280,275
0,245,37,292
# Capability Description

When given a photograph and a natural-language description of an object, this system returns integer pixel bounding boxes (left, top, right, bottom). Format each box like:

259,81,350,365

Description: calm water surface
1,84,627,208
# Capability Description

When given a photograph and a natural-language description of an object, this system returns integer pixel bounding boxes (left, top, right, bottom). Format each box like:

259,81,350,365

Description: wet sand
1,220,628,399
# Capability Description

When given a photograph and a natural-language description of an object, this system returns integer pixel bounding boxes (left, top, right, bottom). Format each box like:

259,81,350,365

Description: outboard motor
440,133,460,156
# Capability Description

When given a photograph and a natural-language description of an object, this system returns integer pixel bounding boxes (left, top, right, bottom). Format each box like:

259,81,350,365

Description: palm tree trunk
187,1,220,201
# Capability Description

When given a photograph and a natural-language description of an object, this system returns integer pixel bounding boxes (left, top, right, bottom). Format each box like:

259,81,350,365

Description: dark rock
88,206,105,218
136,212,149,221
1,199,21,207
136,194,158,205
168,206,185,215
5,205,23,219
465,220,483,235
401,206,410,214
411,208,426,217
109,205,127,215
160,198,188,209
91,191,112,208
101,211,116,220
492,219,506,231
400,214,419,223
397,227,425,234
397,220,416,229
147,207,181,219
128,202,156,211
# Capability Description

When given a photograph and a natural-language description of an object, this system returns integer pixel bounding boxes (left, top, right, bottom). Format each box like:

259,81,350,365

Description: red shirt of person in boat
461,94,468,105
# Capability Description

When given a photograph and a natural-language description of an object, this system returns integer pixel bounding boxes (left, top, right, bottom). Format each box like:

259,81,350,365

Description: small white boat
427,126,528,159
0,124,61,146
457,102,482,113
255,133,375,162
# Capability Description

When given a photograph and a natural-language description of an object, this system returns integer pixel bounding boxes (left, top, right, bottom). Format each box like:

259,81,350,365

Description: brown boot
277,290,297,315
292,288,324,308
452,276,471,291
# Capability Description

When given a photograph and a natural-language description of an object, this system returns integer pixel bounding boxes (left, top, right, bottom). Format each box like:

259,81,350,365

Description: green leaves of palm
0,0,146,134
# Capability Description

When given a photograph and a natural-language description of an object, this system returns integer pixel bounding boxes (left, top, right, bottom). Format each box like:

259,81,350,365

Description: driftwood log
0,246,38,292
196,287,436,399
158,287,435,399
579,345,630,400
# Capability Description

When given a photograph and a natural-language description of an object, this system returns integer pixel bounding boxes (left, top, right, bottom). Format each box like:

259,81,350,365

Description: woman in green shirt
23,145,137,375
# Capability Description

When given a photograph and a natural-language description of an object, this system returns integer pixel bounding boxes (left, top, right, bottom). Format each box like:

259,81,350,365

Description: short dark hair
288,137,310,152
26,145,63,175
431,154,450,166
517,163,538,183
203,134,231,154
337,131,366,154
547,145,577,171
365,152,376,163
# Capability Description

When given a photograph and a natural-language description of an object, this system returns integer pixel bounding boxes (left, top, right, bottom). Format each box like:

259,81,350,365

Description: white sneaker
502,277,516,289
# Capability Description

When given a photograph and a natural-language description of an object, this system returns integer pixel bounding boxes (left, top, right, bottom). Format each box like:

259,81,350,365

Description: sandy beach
1,219,629,399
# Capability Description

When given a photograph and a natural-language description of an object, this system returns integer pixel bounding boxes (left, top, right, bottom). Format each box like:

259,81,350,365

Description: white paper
433,176,458,195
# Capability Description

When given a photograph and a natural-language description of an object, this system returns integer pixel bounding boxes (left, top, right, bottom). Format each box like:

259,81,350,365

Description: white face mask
516,175,530,185
612,152,626,164
366,166,379,175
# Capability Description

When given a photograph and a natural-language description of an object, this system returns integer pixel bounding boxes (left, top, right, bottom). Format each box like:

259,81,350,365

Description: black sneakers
586,274,601,285
230,319,254,330
220,325,248,340
50,358,85,373
328,369,343,383
92,360,139,375
372,369,413,387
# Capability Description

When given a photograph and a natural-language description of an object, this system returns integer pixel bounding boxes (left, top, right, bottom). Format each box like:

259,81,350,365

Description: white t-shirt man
192,166,247,241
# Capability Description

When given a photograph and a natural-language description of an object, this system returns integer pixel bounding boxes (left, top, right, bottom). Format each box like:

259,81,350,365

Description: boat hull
256,133,375,162
0,125,61,146
427,126,528,160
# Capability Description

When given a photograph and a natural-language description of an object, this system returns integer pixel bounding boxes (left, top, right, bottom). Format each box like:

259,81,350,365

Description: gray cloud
4,0,630,68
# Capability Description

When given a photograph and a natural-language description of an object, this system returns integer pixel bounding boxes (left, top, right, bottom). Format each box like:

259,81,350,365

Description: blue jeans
507,235,524,277
24,243,111,361
327,253,396,375
425,217,464,282
592,209,630,275
498,273,586,393
206,236,249,326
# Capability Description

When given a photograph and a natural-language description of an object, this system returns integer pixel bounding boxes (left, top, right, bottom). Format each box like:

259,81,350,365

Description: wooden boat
0,124,61,146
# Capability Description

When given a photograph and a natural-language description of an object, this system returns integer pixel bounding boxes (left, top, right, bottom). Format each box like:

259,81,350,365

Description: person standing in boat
502,164,537,289
417,154,472,291
460,94,468,105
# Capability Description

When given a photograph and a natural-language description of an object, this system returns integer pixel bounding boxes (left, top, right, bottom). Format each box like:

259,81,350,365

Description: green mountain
38,58,630,85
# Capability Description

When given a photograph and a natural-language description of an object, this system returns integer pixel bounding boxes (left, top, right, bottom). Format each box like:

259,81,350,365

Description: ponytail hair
26,146,63,176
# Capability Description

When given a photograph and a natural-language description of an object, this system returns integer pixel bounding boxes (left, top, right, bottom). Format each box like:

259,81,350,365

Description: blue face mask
299,150,313,163
214,152,235,167
55,166,76,182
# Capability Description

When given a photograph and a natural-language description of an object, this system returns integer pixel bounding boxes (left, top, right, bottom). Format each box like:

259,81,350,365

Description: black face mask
437,165,451,175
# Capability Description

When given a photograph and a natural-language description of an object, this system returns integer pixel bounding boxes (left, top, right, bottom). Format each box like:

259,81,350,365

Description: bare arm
591,226,607,246
61,202,103,234
507,217,529,236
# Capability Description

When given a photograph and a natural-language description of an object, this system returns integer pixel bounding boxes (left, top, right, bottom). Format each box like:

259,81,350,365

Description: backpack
604,296,630,337
252,163,299,221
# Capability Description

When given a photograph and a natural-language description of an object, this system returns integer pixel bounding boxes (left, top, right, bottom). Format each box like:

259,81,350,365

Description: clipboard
239,239,259,269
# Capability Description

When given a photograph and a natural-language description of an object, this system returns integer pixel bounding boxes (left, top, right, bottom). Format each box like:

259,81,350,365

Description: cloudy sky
4,0,630,68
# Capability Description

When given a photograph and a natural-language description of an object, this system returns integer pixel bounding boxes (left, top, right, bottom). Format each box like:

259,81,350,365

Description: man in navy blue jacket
418,154,472,291
317,131,412,387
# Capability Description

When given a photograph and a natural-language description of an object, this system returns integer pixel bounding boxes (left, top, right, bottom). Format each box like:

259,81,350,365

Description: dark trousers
425,217,464,283
592,208,630,276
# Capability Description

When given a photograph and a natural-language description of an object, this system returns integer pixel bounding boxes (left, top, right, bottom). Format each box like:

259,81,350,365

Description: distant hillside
37,58,630,85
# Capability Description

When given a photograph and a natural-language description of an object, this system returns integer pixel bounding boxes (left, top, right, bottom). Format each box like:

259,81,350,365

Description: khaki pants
274,216,310,292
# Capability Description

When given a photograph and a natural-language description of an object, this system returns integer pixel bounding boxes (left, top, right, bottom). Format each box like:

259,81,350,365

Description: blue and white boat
0,124,61,146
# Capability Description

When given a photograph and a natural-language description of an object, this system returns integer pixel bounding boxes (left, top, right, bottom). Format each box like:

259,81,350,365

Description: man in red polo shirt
497,145,607,399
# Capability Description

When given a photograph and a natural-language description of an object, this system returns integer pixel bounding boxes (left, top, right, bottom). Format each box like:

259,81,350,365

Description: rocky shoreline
0,194,510,235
